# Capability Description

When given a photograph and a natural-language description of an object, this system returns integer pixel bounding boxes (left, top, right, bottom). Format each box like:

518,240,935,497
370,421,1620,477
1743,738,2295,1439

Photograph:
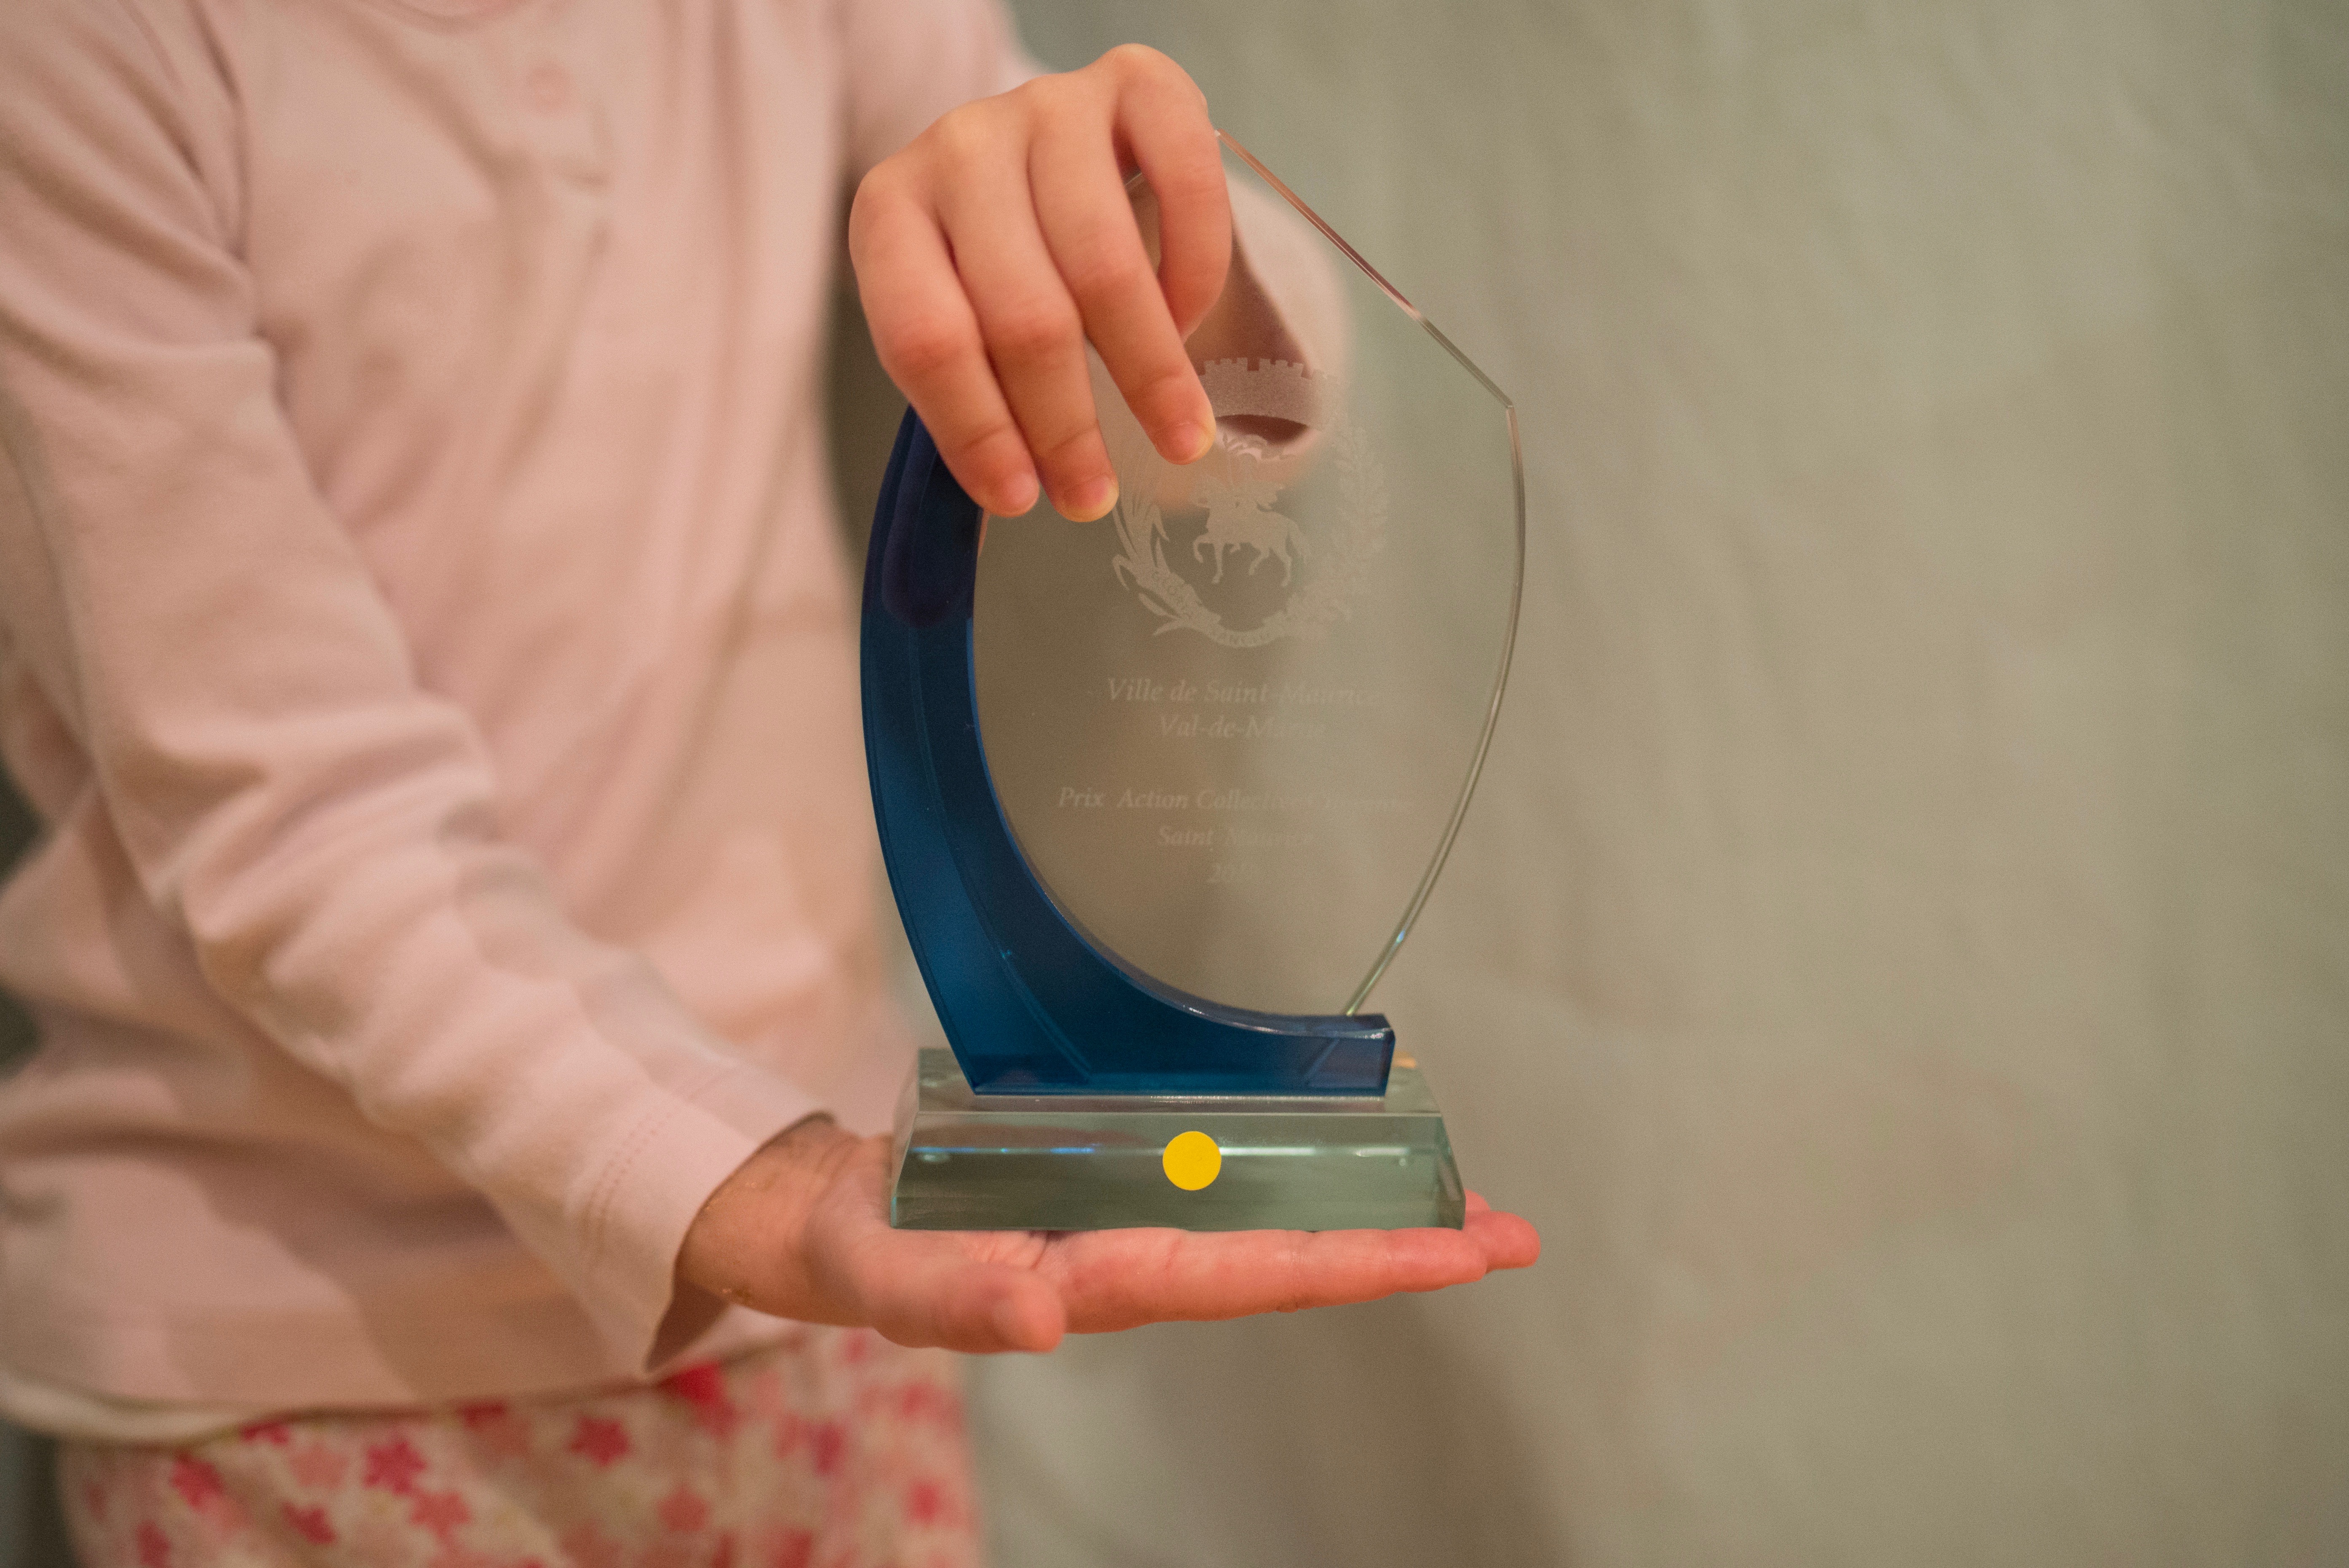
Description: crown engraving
1197,357,1323,427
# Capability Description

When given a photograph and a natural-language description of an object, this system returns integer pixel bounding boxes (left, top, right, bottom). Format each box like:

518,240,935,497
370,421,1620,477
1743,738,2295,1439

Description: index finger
1031,55,1228,465
1103,46,1232,341
1031,114,1216,466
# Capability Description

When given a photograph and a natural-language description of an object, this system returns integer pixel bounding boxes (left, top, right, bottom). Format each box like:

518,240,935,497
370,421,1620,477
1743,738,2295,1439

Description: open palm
681,1121,1540,1354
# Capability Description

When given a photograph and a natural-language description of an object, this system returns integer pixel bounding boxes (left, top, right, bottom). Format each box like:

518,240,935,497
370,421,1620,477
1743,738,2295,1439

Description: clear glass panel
972,134,1523,1017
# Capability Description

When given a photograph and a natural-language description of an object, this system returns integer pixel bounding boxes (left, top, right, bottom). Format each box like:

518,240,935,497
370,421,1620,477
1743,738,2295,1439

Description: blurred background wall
7,0,2347,1564
933,0,2349,1563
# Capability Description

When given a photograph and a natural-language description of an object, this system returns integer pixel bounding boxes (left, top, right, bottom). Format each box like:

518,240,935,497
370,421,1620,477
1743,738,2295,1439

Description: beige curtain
838,2,2349,1563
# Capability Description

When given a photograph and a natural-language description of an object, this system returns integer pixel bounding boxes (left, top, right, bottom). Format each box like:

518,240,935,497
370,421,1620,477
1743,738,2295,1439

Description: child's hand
849,45,1228,523
678,1118,1541,1353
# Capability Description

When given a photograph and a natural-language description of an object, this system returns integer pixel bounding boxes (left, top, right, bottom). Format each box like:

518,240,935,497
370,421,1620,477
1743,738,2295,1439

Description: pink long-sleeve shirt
0,0,1028,1427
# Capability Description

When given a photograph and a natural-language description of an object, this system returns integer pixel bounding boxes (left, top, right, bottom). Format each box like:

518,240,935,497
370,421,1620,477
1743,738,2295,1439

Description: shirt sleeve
837,0,1043,180
0,0,822,1374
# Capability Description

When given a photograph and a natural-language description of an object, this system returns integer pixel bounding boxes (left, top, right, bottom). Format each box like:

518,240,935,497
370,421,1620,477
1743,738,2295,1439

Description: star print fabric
57,1333,979,1568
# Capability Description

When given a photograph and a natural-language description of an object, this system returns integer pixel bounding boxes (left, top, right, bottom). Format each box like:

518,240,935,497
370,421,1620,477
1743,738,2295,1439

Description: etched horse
1189,467,1310,585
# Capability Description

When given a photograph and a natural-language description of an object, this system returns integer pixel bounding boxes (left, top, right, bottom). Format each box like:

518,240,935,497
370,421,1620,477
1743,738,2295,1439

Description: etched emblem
1109,360,1387,647
1189,462,1307,585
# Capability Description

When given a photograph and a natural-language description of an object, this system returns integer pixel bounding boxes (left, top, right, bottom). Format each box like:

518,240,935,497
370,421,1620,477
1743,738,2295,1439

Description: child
0,0,1537,1561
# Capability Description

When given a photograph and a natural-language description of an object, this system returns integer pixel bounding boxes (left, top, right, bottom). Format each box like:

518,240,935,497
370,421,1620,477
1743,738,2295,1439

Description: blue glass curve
860,409,1395,1097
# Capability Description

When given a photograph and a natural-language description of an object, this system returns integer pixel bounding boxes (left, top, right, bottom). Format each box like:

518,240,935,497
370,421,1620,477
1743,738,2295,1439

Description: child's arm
0,0,836,1374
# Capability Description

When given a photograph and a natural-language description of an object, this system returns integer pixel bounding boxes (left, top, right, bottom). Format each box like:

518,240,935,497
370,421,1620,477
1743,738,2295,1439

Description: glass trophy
861,132,1522,1231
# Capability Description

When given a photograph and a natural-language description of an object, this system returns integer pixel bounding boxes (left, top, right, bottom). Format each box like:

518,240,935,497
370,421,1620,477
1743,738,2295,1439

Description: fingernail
1063,475,1118,522
1165,421,1212,463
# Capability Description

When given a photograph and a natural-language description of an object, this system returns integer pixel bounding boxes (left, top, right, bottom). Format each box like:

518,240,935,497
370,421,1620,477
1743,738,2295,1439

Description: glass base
888,1048,1465,1231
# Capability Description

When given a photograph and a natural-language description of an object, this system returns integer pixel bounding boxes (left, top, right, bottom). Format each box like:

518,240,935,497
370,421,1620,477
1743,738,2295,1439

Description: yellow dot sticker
1162,1130,1222,1191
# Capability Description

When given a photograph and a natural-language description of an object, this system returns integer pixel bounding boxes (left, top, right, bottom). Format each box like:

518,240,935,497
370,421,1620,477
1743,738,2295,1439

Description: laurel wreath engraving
1109,362,1387,647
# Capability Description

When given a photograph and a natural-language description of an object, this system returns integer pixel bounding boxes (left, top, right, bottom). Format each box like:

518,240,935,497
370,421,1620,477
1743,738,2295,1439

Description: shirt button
524,62,572,113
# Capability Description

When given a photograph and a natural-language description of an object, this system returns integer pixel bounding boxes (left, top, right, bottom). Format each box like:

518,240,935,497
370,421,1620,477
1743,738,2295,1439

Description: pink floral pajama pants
58,1329,980,1568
